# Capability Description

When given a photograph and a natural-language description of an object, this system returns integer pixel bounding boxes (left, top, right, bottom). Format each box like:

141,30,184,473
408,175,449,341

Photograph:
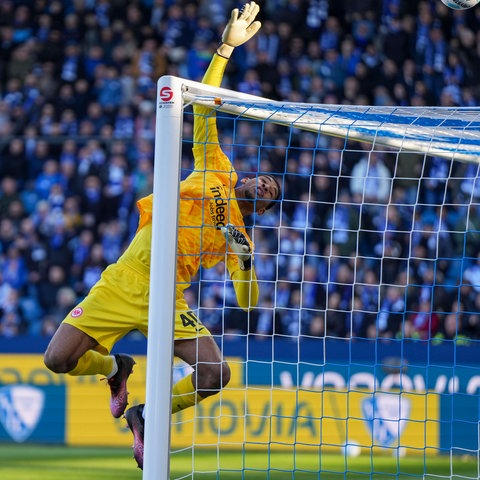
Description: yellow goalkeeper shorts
63,261,211,355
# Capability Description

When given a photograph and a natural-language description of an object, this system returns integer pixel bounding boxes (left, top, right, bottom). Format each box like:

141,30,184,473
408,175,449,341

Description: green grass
0,444,478,479
0,445,141,480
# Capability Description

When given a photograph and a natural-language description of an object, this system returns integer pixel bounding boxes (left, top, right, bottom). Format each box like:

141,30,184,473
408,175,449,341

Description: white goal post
144,75,480,480
143,76,183,480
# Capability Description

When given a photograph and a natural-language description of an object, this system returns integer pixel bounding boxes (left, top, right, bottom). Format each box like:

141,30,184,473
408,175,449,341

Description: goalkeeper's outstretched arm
193,2,261,151
221,224,260,311
232,268,259,311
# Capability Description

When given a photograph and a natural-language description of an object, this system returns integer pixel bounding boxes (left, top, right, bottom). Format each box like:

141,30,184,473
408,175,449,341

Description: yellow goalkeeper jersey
134,144,249,291
119,53,254,297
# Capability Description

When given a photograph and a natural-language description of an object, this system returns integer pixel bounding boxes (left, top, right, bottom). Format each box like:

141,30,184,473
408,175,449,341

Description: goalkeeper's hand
220,225,252,271
217,2,261,59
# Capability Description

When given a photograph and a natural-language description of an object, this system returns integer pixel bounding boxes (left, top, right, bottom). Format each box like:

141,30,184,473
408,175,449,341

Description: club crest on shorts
70,307,83,318
0,385,45,442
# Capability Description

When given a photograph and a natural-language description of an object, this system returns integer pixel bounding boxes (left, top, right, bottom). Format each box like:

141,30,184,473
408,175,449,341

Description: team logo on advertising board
0,385,45,442
361,393,411,446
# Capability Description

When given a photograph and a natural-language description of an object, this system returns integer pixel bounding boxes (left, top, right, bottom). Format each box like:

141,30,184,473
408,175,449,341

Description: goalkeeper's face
239,175,280,214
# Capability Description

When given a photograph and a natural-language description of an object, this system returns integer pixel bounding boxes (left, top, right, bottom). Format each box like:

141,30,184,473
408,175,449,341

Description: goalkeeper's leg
172,335,231,413
44,323,106,373
44,323,135,417
124,335,230,470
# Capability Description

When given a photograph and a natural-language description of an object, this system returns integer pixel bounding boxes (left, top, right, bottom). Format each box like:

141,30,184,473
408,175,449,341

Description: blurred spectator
40,315,59,337
257,19,280,64
453,204,480,258
0,177,22,219
0,310,23,337
77,243,108,296
324,291,347,338
83,44,105,82
1,138,28,182
101,220,124,264
80,175,104,225
308,312,326,338
422,22,447,100
350,150,392,204
186,38,212,82
35,159,62,200
254,294,275,337
356,269,380,314
459,163,480,202
349,294,376,338
102,154,128,220
69,229,94,281
434,308,470,345
131,37,169,87
2,244,28,291
238,69,262,96
405,299,440,340
114,105,135,139
60,43,84,84
420,156,450,206
37,265,67,315
0,287,27,337
135,101,155,142
0,272,13,310
319,16,341,51
50,286,77,325
377,285,405,338
324,190,359,257
463,254,480,293
96,65,122,113
198,296,223,336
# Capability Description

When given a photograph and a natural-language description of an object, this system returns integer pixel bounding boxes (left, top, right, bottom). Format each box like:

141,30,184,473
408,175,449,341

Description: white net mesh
164,82,480,479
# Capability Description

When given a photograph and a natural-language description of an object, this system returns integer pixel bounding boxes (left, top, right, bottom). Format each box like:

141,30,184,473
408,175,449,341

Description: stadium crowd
1,0,480,342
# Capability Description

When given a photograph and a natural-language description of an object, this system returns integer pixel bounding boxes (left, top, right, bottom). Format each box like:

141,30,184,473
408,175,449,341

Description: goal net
145,76,480,479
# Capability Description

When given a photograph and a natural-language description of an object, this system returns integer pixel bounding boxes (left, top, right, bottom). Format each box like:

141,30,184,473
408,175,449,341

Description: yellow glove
217,2,261,59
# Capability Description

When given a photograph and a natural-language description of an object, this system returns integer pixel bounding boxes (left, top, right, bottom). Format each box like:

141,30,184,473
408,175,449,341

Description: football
440,0,480,9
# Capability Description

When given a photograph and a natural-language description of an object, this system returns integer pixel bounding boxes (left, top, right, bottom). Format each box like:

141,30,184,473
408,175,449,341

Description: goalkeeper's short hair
264,174,282,210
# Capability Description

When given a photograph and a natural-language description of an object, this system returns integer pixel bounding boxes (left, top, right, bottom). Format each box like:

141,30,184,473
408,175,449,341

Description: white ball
397,447,407,458
440,0,480,9
344,444,361,457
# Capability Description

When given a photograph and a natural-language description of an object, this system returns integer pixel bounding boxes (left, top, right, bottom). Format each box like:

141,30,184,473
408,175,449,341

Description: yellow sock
171,374,204,414
68,350,115,377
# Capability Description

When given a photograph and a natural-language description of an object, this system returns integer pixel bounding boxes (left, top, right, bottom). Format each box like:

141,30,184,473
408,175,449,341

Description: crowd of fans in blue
1,0,480,342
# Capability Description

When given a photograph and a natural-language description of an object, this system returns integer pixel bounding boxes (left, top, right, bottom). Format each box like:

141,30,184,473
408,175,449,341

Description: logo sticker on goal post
158,85,175,109
361,394,411,447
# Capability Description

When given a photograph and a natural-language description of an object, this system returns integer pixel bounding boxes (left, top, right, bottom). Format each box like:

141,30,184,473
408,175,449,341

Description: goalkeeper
43,1,280,469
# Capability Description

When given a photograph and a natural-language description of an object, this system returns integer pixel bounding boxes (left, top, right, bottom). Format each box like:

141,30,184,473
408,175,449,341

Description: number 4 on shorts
180,311,204,331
